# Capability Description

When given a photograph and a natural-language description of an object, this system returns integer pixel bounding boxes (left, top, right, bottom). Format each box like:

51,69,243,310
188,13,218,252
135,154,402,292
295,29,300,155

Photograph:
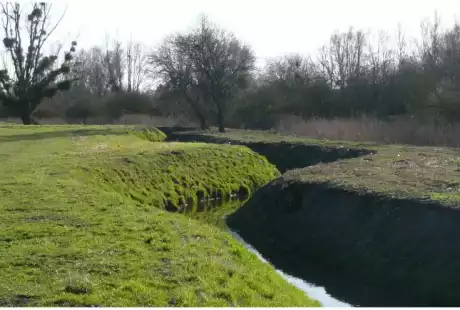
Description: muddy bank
227,179,460,306
162,129,373,172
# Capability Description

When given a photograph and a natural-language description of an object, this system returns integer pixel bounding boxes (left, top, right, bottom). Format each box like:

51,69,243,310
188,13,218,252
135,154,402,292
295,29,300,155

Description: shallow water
181,199,351,307
181,198,244,228
230,231,351,307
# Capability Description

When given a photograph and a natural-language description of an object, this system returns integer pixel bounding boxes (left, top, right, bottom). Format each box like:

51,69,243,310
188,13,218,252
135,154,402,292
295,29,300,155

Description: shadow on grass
0,129,127,142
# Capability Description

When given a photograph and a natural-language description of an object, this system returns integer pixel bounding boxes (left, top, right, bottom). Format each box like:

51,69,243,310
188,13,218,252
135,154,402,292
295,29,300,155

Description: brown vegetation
275,115,460,148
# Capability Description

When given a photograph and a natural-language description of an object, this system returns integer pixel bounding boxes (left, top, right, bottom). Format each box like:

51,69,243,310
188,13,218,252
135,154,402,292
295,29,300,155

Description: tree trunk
199,117,210,131
216,106,225,133
20,113,32,125
185,94,210,130
20,111,38,125
193,107,209,130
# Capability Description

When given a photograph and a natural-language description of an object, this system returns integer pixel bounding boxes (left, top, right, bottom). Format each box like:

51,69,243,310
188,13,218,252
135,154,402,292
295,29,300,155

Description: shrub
65,98,106,121
32,106,62,119
104,92,160,119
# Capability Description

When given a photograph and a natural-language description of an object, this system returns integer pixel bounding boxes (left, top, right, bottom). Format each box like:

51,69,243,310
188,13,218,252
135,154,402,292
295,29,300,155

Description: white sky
11,0,460,65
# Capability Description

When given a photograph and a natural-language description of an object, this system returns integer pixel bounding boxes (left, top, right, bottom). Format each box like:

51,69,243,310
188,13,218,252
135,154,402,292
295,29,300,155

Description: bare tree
318,44,337,88
440,22,460,87
102,36,149,93
73,47,108,96
395,23,408,65
150,34,210,129
0,2,77,124
126,38,148,92
174,16,256,132
318,28,366,89
418,12,442,73
367,30,395,85
265,54,319,86
105,37,124,92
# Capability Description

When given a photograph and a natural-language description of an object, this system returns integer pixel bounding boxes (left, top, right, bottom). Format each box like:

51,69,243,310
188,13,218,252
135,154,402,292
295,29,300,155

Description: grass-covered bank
88,142,279,211
227,142,460,306
0,125,319,307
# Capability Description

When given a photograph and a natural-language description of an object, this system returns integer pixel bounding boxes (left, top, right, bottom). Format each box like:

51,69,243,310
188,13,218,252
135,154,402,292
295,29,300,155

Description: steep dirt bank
162,128,373,172
227,178,460,306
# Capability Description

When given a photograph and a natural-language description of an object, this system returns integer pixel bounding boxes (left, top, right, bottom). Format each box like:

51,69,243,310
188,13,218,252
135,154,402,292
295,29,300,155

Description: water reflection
180,197,245,228
230,230,351,307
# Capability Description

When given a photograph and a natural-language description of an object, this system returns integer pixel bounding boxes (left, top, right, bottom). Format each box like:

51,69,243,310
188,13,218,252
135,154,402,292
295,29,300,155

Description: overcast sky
14,0,460,65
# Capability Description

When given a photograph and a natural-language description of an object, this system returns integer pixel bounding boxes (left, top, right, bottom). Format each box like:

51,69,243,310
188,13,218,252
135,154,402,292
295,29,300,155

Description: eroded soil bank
161,128,373,172
227,179,460,306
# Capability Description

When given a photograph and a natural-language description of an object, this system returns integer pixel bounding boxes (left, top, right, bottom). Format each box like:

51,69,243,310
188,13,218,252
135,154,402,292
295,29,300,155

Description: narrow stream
181,198,352,307
229,230,351,307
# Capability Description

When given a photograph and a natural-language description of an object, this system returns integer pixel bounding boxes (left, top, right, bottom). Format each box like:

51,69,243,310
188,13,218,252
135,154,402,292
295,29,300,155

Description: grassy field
285,144,460,206
0,124,319,307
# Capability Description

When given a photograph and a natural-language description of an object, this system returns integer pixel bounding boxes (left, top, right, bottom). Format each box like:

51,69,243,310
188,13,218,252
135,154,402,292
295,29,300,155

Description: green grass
87,141,279,211
0,125,319,307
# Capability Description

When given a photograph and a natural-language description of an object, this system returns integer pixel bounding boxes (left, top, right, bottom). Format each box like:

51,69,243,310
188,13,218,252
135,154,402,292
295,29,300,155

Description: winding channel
229,230,351,307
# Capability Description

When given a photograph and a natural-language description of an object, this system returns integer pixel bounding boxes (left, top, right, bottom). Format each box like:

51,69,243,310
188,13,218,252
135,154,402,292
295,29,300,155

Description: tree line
1,2,459,132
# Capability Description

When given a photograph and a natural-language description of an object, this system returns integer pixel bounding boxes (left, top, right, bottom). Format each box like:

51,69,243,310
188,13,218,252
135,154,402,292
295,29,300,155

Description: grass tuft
64,273,93,295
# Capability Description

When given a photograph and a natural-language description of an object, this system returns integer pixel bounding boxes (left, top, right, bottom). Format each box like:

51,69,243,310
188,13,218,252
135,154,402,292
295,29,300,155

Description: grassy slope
0,125,318,307
200,129,460,207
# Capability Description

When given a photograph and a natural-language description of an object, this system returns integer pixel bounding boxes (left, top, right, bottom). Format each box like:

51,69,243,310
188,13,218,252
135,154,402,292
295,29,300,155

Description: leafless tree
174,16,256,132
440,23,460,87
418,13,442,73
73,47,108,96
395,23,408,65
105,37,124,92
367,30,395,85
265,54,319,86
150,34,210,129
102,36,149,93
150,16,255,132
318,44,337,88
0,2,77,124
318,28,366,89
126,38,149,92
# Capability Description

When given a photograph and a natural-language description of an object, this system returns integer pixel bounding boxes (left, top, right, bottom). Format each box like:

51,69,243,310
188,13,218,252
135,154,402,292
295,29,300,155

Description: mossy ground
0,125,318,307
285,144,460,207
